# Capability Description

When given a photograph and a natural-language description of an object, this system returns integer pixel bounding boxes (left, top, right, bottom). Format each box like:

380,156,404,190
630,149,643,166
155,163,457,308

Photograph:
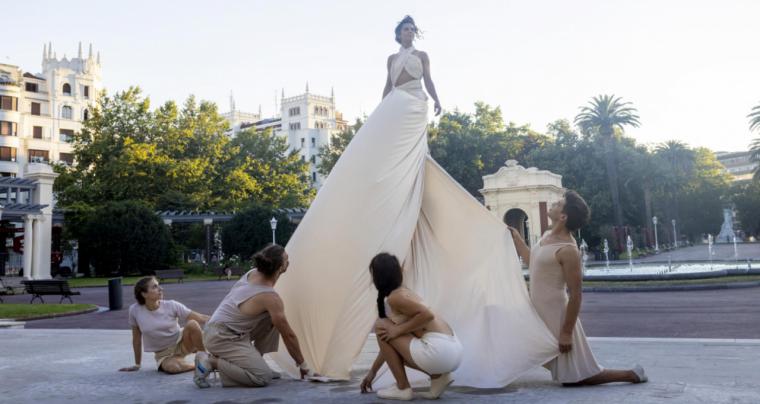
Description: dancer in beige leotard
510,190,648,386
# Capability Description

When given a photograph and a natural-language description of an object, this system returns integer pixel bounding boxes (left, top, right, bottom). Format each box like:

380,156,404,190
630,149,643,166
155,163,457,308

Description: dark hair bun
253,244,285,277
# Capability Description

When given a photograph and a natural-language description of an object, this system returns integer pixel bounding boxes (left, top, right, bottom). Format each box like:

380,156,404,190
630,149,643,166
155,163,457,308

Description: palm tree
575,95,640,227
748,103,760,179
654,140,695,227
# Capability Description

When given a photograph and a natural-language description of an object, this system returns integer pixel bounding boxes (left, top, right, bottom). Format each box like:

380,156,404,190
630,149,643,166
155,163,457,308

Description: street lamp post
203,218,213,268
652,216,659,253
671,219,677,248
270,217,278,244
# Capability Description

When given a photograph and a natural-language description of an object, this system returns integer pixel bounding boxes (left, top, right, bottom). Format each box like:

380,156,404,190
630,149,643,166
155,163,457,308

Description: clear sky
3,0,759,152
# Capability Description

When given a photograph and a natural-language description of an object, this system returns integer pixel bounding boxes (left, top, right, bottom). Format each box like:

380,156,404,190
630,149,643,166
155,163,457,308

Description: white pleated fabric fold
270,84,559,387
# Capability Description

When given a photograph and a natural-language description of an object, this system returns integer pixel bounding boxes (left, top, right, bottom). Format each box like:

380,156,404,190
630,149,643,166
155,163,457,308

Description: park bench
213,266,248,280
22,280,81,304
0,277,14,303
154,269,186,283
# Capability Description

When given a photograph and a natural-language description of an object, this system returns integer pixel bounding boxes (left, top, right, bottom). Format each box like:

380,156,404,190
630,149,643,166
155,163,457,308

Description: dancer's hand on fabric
507,226,522,241
298,362,321,379
375,322,401,341
558,331,573,353
360,370,375,393
119,364,140,372
434,101,442,116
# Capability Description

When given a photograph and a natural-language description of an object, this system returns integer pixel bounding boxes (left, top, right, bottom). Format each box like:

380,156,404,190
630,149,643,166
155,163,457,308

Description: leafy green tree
317,118,363,177
221,205,296,260
81,201,175,276
574,95,640,227
732,180,760,237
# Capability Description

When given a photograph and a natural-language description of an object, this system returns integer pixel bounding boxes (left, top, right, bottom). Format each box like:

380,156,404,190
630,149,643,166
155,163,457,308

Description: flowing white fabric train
270,83,558,388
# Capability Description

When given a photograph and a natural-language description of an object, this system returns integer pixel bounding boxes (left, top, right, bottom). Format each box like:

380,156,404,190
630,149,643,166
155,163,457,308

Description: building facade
0,42,101,177
222,84,345,188
715,151,757,182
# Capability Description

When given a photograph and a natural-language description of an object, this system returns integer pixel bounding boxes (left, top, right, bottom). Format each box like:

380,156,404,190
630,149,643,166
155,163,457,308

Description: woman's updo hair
253,243,286,277
394,15,421,44
369,253,403,318
134,276,156,305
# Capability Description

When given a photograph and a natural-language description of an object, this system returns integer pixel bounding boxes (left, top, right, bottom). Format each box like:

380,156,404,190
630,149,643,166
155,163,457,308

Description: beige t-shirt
128,300,190,352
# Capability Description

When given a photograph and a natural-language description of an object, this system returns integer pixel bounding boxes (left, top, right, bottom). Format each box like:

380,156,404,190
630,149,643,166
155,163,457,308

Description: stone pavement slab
1,329,758,403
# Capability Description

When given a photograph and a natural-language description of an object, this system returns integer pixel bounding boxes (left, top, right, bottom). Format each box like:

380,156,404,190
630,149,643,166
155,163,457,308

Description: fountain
579,239,588,273
707,234,714,269
733,235,738,261
603,239,610,270
626,235,634,272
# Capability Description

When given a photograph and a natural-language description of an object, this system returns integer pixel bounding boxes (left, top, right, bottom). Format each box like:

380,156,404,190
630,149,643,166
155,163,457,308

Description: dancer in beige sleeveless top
192,244,317,388
510,190,648,385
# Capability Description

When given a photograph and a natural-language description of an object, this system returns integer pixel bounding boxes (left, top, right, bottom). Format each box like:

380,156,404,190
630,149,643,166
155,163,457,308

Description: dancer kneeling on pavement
119,276,209,374
360,253,463,401
194,244,317,388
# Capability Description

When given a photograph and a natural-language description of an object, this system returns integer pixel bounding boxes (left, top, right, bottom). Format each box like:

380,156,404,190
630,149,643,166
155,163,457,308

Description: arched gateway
480,160,564,246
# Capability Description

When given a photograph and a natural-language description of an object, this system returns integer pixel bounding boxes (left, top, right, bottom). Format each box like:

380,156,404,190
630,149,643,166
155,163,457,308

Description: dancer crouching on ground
119,276,209,373
361,253,463,401
193,244,317,388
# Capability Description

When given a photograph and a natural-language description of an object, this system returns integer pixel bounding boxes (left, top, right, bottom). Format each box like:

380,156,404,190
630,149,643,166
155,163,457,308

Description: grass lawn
0,304,97,320
67,273,220,288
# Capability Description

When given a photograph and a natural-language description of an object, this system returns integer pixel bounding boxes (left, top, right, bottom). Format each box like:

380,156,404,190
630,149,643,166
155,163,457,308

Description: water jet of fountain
707,234,714,270
626,235,634,272
579,239,588,274
603,239,610,271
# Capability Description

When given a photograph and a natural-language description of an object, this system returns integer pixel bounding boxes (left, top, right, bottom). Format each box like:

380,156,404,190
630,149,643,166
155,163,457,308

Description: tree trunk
604,136,624,227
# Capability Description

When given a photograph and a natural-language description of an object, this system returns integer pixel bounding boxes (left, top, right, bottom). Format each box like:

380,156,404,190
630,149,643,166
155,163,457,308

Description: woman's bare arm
119,326,142,371
558,246,583,353
419,52,441,115
187,311,209,325
382,55,394,99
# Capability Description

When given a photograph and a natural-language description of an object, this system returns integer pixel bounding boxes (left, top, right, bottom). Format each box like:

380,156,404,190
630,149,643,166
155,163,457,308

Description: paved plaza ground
1,329,759,403
1,242,758,402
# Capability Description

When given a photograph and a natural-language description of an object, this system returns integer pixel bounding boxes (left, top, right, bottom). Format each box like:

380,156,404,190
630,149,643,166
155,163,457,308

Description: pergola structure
0,164,58,279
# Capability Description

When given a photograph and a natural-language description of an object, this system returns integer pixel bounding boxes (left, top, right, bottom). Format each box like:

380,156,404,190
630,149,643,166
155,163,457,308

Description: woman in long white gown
271,15,559,388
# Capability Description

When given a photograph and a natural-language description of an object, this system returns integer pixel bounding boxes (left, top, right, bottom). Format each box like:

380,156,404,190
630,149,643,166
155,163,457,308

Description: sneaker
419,373,453,399
632,364,648,383
377,384,413,401
194,352,212,388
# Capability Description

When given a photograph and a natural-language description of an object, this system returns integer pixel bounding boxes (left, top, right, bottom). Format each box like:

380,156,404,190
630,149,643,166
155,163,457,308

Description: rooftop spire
305,81,309,93
88,43,93,59
78,42,82,58
43,43,47,61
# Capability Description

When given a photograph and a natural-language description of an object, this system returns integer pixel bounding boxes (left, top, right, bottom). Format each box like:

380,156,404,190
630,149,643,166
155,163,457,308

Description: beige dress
529,238,603,383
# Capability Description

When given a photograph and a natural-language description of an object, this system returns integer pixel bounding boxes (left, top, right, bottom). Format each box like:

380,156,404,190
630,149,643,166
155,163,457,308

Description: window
300,137,305,147
288,107,301,117
33,126,43,139
59,152,74,165
62,106,73,119
0,172,15,178
83,109,89,120
60,129,75,142
31,102,41,115
312,172,317,182
0,96,18,111
29,149,49,163
311,137,316,147
301,155,305,162
289,122,301,130
310,155,316,164
62,83,71,95
25,82,38,92
0,147,16,162
84,86,90,98
0,121,17,136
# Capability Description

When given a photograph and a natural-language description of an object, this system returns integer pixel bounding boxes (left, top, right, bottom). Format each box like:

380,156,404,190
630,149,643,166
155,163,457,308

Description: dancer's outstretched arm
508,226,531,266
361,353,385,393
263,294,312,377
119,326,142,371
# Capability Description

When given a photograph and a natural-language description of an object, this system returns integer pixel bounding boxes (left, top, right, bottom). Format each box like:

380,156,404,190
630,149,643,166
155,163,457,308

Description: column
23,215,34,279
32,216,47,279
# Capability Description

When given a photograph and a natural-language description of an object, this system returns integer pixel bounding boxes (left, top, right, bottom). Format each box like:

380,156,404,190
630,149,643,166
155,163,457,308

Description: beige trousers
203,322,280,387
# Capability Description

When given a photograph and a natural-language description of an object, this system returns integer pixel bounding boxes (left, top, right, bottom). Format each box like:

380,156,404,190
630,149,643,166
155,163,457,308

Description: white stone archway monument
0,164,58,279
480,160,564,246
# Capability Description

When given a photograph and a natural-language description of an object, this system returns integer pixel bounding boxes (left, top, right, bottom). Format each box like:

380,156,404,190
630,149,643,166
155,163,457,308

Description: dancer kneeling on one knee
361,253,462,401
193,244,318,388
119,276,209,374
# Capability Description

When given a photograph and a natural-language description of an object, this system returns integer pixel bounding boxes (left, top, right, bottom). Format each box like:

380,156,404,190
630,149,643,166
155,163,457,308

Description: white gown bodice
391,46,426,100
